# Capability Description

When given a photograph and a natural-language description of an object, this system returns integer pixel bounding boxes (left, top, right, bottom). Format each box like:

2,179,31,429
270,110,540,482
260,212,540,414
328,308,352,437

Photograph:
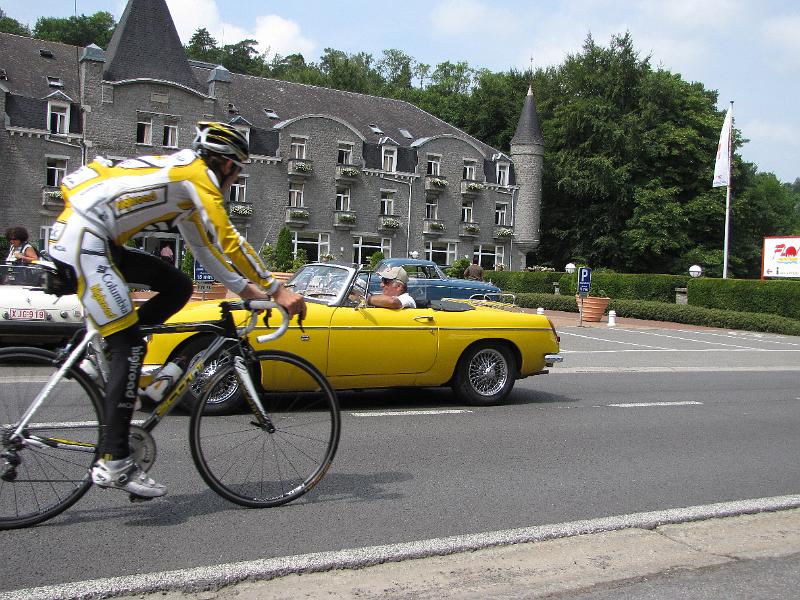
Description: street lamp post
565,263,576,274
689,265,702,278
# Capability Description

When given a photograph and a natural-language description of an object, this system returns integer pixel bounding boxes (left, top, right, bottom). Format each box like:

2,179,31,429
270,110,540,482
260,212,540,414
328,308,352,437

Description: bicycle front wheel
190,350,340,508
0,347,102,530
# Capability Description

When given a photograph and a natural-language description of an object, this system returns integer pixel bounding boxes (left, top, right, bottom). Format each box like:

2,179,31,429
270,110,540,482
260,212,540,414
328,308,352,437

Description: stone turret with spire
510,84,545,269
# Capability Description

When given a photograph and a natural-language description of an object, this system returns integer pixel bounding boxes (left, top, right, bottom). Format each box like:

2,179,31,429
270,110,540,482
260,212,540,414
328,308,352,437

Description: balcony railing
41,187,64,210
424,175,448,195
460,222,480,237
461,180,484,196
333,210,357,229
285,207,309,226
423,219,446,236
287,158,314,178
227,201,253,218
493,225,514,239
335,164,361,181
378,215,402,232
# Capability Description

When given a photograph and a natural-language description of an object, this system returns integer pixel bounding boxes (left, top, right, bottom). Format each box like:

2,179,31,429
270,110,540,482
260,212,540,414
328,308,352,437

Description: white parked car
0,262,84,346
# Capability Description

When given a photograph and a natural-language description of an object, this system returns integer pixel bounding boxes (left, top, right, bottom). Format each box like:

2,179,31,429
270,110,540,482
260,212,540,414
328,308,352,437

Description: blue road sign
577,266,592,294
193,260,215,282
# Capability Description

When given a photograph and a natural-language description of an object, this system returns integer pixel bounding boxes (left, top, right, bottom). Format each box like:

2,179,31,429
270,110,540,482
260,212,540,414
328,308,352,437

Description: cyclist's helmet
192,121,250,166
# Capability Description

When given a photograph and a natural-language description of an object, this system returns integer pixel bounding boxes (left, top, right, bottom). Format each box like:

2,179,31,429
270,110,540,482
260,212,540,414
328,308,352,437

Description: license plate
9,308,46,320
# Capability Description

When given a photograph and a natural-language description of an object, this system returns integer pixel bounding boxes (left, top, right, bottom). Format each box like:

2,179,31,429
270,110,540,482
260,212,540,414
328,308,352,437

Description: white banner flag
712,105,733,187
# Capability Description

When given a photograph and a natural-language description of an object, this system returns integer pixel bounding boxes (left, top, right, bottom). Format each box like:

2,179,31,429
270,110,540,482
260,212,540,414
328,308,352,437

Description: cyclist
48,122,306,498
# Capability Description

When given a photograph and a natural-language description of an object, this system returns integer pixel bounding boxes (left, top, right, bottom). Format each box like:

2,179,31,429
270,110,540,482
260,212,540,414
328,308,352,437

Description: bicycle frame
10,300,284,452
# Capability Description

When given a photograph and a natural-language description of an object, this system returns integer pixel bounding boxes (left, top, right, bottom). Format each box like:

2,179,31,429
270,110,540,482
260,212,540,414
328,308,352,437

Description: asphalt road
1,324,799,596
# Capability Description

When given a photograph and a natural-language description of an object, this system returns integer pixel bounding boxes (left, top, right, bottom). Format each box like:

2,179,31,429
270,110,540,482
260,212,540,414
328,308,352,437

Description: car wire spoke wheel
189,350,340,508
0,348,102,530
468,348,509,396
188,351,238,408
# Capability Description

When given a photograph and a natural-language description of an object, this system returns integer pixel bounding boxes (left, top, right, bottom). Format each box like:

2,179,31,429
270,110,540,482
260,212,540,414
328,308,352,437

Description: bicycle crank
128,425,157,472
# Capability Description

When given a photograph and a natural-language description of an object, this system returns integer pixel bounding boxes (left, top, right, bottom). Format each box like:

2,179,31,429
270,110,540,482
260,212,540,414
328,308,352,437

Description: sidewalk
110,506,800,600
535,309,720,332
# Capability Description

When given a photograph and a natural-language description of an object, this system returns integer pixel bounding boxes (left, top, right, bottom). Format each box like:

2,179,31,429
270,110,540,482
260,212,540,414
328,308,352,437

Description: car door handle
413,315,434,321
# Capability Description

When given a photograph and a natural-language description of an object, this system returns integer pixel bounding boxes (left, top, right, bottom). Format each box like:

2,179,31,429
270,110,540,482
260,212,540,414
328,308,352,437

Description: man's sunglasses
380,278,395,285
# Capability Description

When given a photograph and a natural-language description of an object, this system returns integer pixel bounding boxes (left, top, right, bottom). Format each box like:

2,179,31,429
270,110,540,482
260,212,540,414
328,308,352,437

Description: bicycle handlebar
222,299,291,343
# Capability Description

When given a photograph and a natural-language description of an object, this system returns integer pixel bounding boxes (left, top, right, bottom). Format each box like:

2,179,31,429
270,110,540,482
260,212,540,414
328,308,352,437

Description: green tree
368,251,384,270
319,48,383,94
33,11,115,47
0,9,31,36
378,49,414,93
274,227,294,272
291,248,308,272
185,28,221,64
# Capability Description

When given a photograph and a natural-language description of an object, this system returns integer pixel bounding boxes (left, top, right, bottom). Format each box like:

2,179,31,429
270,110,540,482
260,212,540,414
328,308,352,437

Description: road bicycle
0,300,340,530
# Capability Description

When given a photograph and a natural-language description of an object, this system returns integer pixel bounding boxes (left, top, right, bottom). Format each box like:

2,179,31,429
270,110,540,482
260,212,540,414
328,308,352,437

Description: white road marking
560,330,672,350
11,494,800,600
560,348,800,353
351,409,473,417
610,328,765,350
608,401,703,408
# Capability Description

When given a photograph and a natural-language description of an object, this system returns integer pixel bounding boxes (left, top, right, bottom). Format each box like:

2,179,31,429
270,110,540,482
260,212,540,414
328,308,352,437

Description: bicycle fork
233,356,276,433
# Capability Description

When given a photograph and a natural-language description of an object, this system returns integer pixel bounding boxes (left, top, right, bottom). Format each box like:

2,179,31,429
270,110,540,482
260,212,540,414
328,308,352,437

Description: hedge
557,272,688,303
514,293,800,336
688,278,800,320
485,270,563,293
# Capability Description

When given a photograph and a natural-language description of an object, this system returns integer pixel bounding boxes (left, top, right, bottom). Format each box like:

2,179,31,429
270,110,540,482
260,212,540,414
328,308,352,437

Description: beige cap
376,265,409,284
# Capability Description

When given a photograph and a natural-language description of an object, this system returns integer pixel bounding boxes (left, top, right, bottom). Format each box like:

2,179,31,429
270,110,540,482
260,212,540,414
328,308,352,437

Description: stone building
0,0,544,271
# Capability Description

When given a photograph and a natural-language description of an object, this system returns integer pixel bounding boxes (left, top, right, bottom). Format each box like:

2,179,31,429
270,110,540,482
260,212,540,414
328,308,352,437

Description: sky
6,1,799,183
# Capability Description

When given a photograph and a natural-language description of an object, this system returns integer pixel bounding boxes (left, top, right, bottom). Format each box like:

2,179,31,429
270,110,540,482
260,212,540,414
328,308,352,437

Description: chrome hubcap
468,348,507,396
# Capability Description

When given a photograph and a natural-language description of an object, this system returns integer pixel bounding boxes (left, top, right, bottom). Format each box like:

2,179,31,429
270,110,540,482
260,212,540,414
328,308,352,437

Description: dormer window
290,136,307,159
463,159,477,181
47,76,64,88
369,124,383,134
234,125,250,143
47,102,69,134
264,108,279,119
39,49,54,59
0,69,7,80
382,146,396,172
399,128,413,139
496,162,509,186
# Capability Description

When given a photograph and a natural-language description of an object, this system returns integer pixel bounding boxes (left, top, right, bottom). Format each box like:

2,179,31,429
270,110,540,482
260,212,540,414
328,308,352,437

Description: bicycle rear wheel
0,347,102,530
190,350,340,508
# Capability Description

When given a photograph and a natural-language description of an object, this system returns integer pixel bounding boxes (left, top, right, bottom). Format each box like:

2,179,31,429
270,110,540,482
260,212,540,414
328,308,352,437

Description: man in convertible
367,266,416,309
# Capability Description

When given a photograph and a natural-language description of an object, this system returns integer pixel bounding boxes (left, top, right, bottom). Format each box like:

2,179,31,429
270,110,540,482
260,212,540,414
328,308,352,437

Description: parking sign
577,267,592,295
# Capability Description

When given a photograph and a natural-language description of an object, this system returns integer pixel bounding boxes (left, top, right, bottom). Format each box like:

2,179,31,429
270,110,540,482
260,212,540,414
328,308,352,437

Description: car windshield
285,264,353,305
0,264,47,287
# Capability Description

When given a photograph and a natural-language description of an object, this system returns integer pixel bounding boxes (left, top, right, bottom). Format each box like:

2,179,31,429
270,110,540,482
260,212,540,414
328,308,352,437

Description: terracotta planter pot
576,295,610,322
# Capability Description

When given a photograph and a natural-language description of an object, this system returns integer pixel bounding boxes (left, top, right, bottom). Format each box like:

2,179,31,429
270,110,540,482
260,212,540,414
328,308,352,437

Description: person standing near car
463,258,484,281
5,227,39,264
367,266,416,308
48,121,306,499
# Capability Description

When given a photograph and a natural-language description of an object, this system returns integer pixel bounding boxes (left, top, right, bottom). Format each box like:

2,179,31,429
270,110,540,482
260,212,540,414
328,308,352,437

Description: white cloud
743,118,800,147
638,0,746,30
430,0,512,36
165,0,314,58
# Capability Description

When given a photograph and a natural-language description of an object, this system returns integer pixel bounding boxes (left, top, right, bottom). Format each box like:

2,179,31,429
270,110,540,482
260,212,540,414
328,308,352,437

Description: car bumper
545,353,563,367
0,320,84,342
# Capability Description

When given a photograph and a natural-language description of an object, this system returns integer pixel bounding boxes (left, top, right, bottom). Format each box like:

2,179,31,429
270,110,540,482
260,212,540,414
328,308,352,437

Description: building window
463,159,477,181
338,143,353,165
461,200,474,223
229,176,247,203
425,241,456,266
353,236,391,265
48,103,68,134
47,76,64,88
495,202,509,225
425,197,438,220
380,191,395,215
137,115,152,145
497,163,509,186
163,119,178,147
382,146,396,172
46,157,67,187
288,182,304,207
293,232,329,262
336,186,351,211
290,136,306,159
427,154,441,176
476,244,504,269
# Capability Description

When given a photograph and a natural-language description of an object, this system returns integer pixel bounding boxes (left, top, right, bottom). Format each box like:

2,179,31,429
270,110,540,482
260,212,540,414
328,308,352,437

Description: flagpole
722,100,734,279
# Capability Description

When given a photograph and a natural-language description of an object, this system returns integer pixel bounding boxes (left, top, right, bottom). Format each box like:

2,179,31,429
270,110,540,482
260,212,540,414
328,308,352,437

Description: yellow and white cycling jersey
52,149,277,296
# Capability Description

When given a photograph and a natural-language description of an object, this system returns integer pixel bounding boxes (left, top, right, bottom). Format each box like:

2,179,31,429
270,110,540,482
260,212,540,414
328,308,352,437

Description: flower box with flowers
379,217,401,230
494,227,514,238
229,203,253,216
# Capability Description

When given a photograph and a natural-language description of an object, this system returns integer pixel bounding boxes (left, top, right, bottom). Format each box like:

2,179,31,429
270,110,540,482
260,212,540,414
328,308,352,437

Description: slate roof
104,0,201,92
0,33,82,101
510,86,544,146
193,65,501,157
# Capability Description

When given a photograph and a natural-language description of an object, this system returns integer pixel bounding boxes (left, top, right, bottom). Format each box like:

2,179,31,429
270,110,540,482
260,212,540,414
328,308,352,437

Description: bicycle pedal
128,493,154,503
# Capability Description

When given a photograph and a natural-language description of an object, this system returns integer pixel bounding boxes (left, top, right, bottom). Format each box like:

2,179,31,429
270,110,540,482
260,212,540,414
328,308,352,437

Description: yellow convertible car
142,263,563,413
